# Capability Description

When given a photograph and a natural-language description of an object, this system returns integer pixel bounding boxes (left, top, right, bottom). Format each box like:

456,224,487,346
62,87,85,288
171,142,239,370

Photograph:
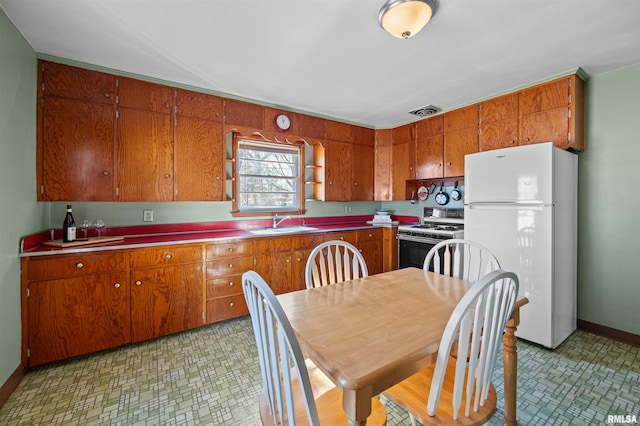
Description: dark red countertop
20,215,419,257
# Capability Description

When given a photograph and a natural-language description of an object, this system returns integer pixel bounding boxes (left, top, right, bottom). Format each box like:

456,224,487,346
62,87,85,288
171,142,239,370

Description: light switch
143,209,153,222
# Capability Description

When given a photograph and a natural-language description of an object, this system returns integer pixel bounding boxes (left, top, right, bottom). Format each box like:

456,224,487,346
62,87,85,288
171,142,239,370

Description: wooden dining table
276,267,528,426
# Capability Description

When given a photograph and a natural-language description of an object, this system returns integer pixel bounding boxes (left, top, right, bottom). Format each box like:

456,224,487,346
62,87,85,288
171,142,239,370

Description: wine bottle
62,205,76,242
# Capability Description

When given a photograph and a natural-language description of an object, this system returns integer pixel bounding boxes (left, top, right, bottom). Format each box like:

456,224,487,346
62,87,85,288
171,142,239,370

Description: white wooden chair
242,270,387,425
305,240,368,289
382,269,519,425
424,239,501,283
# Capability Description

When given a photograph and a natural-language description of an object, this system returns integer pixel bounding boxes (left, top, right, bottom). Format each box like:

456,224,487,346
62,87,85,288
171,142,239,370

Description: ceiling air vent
408,105,441,117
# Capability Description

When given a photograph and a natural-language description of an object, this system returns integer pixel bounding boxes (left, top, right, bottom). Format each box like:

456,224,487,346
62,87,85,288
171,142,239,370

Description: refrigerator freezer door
464,142,554,204
464,204,554,347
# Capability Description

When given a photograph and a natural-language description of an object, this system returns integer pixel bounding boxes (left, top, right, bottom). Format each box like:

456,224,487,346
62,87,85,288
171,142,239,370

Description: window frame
231,134,305,217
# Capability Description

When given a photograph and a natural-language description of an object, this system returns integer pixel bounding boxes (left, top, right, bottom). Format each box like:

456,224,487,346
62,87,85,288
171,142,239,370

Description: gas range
398,207,464,240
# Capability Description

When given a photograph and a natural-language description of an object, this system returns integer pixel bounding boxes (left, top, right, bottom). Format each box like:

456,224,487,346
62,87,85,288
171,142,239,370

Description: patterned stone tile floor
0,316,638,425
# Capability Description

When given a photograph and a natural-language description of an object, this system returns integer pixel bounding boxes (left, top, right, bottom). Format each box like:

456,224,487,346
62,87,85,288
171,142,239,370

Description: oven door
397,235,454,271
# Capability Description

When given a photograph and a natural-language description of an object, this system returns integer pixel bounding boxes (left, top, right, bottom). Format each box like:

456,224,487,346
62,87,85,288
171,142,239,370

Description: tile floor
0,316,638,425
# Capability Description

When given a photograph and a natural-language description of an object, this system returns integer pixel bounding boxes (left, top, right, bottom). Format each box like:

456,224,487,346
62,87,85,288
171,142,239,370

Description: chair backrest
305,240,368,289
423,239,501,283
427,269,519,420
242,270,320,425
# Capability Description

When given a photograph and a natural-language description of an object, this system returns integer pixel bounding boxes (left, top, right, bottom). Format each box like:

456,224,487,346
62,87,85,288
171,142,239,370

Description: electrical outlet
344,206,352,214
143,209,153,222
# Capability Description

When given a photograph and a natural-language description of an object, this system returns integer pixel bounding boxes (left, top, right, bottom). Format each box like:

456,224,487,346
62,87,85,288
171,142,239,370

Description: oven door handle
397,234,444,244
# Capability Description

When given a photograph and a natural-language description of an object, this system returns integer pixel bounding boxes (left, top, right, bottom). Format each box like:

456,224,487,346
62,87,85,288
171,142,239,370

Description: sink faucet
273,214,291,229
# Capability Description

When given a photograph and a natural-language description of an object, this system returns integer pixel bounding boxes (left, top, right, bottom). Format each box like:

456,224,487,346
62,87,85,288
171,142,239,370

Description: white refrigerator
464,142,578,348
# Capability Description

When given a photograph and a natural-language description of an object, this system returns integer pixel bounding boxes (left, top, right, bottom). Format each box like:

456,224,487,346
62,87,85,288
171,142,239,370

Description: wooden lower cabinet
254,237,293,294
27,272,130,366
356,228,384,275
205,241,253,323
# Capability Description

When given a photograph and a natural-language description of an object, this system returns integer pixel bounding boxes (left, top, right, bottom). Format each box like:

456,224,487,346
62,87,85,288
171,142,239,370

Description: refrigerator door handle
467,202,551,210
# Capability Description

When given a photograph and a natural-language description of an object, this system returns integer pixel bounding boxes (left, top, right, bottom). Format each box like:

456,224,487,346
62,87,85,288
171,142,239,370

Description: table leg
342,387,372,426
503,311,519,426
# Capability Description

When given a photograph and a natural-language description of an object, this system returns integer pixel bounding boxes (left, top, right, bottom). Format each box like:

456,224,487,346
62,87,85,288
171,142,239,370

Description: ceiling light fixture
378,0,437,39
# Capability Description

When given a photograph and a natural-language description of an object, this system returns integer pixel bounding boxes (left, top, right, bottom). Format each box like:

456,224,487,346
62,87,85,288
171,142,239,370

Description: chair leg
409,413,418,426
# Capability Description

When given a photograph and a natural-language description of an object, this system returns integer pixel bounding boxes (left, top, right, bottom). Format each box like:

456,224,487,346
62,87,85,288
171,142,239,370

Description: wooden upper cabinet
224,99,264,129
42,97,116,201
391,123,416,200
374,129,392,201
444,104,478,133
298,114,325,139
415,115,444,179
118,77,173,113
325,120,352,142
41,61,116,104
519,75,584,151
323,140,352,201
352,126,375,146
479,93,519,151
444,127,478,177
352,143,374,201
175,89,223,122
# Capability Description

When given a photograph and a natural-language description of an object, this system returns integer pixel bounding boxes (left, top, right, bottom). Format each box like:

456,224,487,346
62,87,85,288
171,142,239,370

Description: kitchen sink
248,226,317,235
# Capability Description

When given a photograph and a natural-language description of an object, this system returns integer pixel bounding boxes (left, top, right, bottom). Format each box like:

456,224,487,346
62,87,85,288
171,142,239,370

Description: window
235,139,303,214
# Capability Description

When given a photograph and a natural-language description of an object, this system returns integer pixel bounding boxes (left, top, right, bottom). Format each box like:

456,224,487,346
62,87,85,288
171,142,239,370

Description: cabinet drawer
130,245,202,269
206,276,243,299
206,295,249,323
206,241,253,259
356,228,383,241
325,231,357,244
207,256,254,278
293,234,326,250
28,252,126,281
254,237,292,253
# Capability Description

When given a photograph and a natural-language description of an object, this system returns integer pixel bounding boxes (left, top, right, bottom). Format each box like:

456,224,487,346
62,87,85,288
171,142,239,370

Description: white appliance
464,142,577,348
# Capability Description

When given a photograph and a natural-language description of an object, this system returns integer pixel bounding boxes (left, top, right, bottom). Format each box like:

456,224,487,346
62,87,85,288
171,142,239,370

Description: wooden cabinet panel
224,99,264,128
254,251,292,295
254,237,293,253
519,107,569,146
292,249,311,292
444,105,478,133
27,272,130,366
41,61,116,104
207,256,254,277
356,228,383,242
28,252,126,281
130,262,203,342
358,239,383,276
175,89,223,121
174,117,224,201
352,126,375,146
117,108,174,201
324,140,352,201
118,77,173,113
519,78,569,116
298,114,325,139
130,245,202,269
325,230,357,245
352,143,374,201
325,120,352,142
479,119,518,151
415,135,444,179
206,241,253,258
206,295,248,323
374,129,392,201
42,96,116,201
207,276,243,299
480,93,518,124
293,234,327,250
417,115,444,138
444,127,478,177
392,141,415,200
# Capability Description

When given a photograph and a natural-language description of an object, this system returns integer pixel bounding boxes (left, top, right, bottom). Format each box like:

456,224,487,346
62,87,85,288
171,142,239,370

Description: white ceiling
2,0,639,129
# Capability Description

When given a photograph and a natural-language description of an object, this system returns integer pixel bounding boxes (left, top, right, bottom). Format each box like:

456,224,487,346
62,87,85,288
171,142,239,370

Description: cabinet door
415,135,444,179
324,140,352,201
254,252,293,295
118,108,174,201
479,119,518,151
351,143,374,201
42,96,116,201
519,78,568,116
391,141,414,200
292,249,312,292
130,263,203,343
118,77,173,113
444,127,478,177
374,129,392,201
480,93,518,124
42,61,116,104
519,107,569,146
444,105,478,133
174,117,224,201
358,240,383,276
27,273,129,366
175,89,223,122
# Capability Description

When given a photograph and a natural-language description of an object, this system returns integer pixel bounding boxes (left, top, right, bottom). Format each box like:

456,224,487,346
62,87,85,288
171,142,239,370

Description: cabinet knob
104,93,110,98
329,181,333,185
510,140,515,144
369,233,373,238
215,176,221,181
114,283,120,288
525,137,530,142
297,257,302,262
76,262,84,268
229,302,234,307
228,263,233,268
164,173,171,178
286,258,290,263
102,171,109,176
447,162,452,166
227,247,234,252
340,237,344,241
135,280,142,286
229,281,234,286
354,182,358,186
165,254,172,259
164,103,170,109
